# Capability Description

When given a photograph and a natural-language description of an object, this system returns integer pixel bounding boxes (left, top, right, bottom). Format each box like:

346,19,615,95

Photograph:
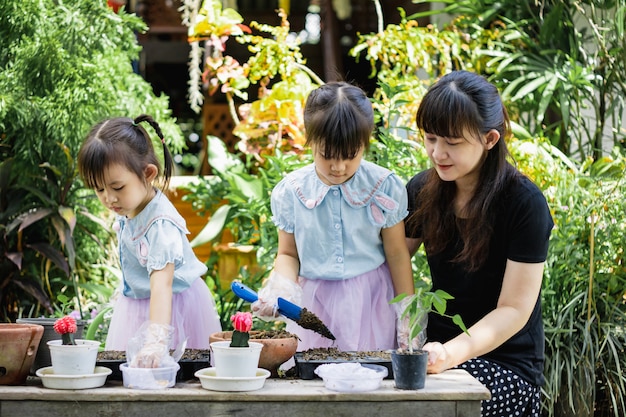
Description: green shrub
0,0,185,322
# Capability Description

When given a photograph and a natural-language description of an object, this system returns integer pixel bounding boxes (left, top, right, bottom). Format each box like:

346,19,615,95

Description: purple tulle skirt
287,262,397,352
105,278,222,351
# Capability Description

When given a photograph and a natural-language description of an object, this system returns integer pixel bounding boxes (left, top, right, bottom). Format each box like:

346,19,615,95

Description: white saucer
36,366,112,390
195,367,270,392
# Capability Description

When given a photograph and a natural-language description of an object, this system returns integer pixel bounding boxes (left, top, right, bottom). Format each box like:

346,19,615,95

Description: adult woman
405,71,553,416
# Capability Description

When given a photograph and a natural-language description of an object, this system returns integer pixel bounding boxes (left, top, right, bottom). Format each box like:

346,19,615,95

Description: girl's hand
128,321,172,368
422,341,452,374
132,341,168,368
251,272,302,320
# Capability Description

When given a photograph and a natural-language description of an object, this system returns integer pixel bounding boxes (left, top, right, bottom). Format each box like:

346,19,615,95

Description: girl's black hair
408,70,519,271
77,114,173,191
304,82,374,160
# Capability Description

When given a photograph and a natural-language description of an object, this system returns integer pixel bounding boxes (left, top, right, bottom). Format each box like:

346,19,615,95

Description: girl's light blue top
114,189,208,299
271,160,408,280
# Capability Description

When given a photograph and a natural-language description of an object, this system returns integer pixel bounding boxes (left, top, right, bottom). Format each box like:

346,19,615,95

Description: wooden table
0,369,489,417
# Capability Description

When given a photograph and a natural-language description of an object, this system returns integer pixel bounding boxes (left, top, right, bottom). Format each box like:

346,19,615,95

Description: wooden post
320,0,342,82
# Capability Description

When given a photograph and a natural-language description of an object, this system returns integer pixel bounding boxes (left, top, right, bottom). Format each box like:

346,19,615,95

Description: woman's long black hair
406,70,519,271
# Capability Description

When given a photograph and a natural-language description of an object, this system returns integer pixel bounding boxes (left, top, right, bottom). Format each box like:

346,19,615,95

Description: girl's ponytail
134,114,173,190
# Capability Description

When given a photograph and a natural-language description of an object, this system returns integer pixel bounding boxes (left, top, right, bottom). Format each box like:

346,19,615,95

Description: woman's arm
406,237,423,257
424,259,545,373
382,221,414,296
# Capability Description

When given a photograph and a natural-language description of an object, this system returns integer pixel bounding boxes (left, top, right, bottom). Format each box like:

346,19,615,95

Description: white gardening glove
394,296,427,351
128,321,174,368
251,272,303,321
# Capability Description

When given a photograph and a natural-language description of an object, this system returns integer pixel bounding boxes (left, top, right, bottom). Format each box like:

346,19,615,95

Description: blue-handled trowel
231,281,335,340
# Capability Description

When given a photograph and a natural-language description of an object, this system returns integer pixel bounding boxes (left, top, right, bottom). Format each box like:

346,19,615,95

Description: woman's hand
423,341,452,374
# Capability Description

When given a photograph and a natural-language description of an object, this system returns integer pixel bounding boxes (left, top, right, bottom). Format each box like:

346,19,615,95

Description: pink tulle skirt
105,278,222,351
287,262,397,352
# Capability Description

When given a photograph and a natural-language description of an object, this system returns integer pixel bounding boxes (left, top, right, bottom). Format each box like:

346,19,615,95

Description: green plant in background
409,0,626,161
542,154,626,417
369,82,429,183
183,135,309,271
0,0,185,322
184,1,322,160
349,7,466,133
510,137,626,417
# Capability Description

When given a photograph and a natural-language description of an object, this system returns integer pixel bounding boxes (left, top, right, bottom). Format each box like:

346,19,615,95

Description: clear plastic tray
120,362,180,390
314,363,388,392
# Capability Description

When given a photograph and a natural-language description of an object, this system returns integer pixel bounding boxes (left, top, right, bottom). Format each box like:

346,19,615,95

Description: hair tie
161,138,166,144
131,122,138,127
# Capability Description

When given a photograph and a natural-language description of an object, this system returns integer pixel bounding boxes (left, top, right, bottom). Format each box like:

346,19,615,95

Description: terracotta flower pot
209,330,298,377
0,323,44,385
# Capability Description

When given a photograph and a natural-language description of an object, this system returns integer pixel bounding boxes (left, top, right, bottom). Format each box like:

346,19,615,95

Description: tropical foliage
183,0,322,158
409,0,626,161
0,0,185,322
513,141,626,417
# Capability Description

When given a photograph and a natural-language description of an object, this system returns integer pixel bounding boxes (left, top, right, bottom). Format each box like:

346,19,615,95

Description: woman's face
423,129,498,187
312,143,364,186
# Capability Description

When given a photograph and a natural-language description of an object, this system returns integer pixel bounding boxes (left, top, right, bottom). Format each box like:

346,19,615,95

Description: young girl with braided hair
78,114,222,368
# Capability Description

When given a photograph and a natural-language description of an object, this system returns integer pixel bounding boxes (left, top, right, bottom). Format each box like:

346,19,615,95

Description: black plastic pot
391,350,428,390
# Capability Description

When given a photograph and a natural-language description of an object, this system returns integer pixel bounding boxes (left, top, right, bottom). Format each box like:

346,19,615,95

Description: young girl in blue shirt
78,114,222,367
252,82,415,352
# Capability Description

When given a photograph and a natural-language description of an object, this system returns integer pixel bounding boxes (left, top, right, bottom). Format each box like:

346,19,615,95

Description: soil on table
250,330,299,340
97,349,211,361
297,308,336,340
97,330,297,361
295,347,393,380
298,347,391,361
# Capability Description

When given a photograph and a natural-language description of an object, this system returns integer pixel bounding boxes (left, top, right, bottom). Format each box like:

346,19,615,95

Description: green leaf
510,121,532,139
536,73,559,124
206,135,243,176
14,208,53,233
231,173,264,201
190,204,231,248
389,293,409,304
84,306,112,341
57,206,76,233
511,74,548,102
452,314,469,334
26,242,70,276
